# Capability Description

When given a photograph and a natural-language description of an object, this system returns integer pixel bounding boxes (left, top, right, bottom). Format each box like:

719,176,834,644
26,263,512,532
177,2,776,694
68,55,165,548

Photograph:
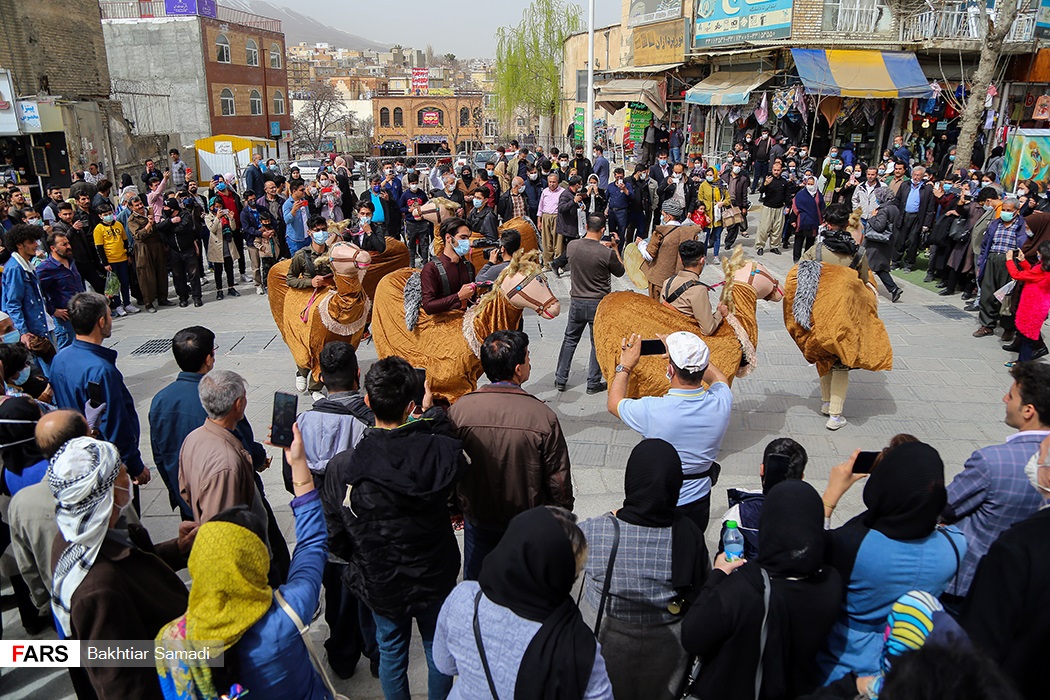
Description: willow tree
495,0,582,145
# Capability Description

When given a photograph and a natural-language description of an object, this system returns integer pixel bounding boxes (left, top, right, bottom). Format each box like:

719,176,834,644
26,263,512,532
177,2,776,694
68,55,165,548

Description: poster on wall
693,0,793,48
624,102,653,158
633,18,689,66
628,0,683,27
1001,129,1050,192
412,67,429,95
1038,0,1050,38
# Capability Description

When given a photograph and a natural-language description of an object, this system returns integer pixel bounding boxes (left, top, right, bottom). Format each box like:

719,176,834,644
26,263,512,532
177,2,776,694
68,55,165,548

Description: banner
694,0,793,48
412,68,429,95
1039,0,1050,39
164,0,216,17
633,18,687,66
628,0,683,27
422,110,440,125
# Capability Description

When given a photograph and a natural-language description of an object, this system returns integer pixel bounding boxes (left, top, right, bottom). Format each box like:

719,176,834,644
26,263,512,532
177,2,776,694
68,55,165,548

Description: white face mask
732,166,741,174
806,184,818,194
528,173,538,181
1024,452,1050,495
409,184,419,192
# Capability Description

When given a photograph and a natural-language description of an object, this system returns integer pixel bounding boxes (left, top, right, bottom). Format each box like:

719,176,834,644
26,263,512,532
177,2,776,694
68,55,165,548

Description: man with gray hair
892,164,935,271
974,195,1029,338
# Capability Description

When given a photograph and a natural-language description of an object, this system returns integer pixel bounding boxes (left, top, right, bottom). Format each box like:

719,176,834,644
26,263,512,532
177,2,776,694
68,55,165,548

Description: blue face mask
14,365,30,386
658,159,667,166
372,185,381,193
949,154,956,161
312,230,328,245
943,183,953,192
1000,211,1016,222
2,330,19,344
216,182,227,192
453,239,470,257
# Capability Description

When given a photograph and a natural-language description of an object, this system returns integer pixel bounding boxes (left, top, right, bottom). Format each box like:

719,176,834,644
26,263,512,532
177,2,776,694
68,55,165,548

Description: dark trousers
169,247,201,303
979,253,1010,328
724,222,744,249
895,211,923,266
80,262,106,294
109,260,131,306
608,208,629,238
751,161,769,192
404,219,431,267
555,298,603,389
794,228,817,262
214,256,236,290
877,270,901,295
551,235,578,271
232,229,247,274
945,267,973,295
463,521,506,581
322,561,378,673
675,493,711,534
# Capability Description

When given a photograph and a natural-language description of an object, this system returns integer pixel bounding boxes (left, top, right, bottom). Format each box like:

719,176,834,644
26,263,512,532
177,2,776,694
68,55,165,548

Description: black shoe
193,299,204,307
329,658,359,681
938,288,955,296
370,657,381,678
178,299,189,308
770,248,781,255
555,382,566,392
216,291,224,300
902,265,915,273
964,303,979,312
1003,340,1022,352
1034,346,1049,360
923,273,935,283
1002,330,1016,344
961,290,975,301
757,248,764,256
890,262,901,270
891,288,903,303
158,299,176,307
228,287,240,297
936,281,947,288
586,381,608,394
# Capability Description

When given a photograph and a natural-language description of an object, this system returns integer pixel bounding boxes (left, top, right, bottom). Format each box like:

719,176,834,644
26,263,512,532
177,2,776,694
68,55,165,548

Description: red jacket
1007,256,1050,340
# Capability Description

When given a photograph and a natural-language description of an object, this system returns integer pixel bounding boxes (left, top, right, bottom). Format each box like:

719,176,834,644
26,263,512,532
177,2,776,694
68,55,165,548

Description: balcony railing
825,5,889,34
99,1,282,33
899,7,1035,43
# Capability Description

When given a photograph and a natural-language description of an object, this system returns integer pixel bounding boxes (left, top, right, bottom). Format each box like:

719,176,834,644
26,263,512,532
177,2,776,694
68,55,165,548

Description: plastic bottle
723,520,745,562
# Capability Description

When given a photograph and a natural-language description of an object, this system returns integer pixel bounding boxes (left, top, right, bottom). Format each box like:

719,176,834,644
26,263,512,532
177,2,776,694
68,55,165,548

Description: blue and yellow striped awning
791,49,933,99
684,71,778,106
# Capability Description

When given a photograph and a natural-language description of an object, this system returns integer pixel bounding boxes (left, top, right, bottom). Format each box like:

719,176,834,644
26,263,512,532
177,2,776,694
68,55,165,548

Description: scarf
1022,211,1050,260
617,439,708,600
862,442,947,541
478,507,596,700
821,227,859,256
0,396,43,475
156,518,272,700
48,436,121,636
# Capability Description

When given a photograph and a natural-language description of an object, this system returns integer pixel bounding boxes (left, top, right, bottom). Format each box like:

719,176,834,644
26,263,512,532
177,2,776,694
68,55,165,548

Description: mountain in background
222,0,391,52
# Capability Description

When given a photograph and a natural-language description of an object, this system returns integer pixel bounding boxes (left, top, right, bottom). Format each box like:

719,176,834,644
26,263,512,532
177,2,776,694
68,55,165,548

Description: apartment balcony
899,7,1035,45
823,3,895,35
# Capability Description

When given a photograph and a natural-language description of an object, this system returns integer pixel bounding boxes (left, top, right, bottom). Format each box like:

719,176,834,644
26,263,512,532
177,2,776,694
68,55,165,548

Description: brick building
101,2,291,148
371,90,484,155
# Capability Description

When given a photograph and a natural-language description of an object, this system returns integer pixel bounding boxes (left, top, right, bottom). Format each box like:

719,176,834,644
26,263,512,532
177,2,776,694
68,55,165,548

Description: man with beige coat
641,201,702,299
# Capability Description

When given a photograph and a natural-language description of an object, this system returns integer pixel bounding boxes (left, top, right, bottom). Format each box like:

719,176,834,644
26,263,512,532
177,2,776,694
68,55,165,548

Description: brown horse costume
371,250,560,403
423,198,539,275
594,247,777,397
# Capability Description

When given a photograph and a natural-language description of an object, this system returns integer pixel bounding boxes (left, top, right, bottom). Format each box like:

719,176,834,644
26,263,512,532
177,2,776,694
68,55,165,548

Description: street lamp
585,0,594,154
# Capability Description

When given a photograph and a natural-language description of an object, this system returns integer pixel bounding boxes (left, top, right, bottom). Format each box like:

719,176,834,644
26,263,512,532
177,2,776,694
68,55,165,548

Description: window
249,90,262,115
460,107,470,127
273,90,285,115
822,0,892,34
484,119,498,138
380,107,390,127
216,34,231,63
270,43,282,69
417,108,444,126
393,107,403,127
220,88,235,116
246,39,259,67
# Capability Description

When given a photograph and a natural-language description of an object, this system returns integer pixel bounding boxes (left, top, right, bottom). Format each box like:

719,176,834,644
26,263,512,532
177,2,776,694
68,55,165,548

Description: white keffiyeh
47,436,121,637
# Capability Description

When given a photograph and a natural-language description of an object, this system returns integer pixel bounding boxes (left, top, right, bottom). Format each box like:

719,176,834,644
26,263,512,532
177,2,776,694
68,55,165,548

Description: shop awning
600,63,683,75
684,71,778,106
791,49,933,99
595,79,667,118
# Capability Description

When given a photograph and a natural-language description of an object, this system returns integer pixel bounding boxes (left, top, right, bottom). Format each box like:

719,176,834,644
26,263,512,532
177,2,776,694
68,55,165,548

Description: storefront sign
0,71,18,136
17,102,40,131
694,0,793,48
270,120,281,137
422,110,440,125
412,68,429,95
1034,95,1050,120
164,0,216,17
281,129,293,142
629,0,683,27
633,18,688,66
1038,0,1050,39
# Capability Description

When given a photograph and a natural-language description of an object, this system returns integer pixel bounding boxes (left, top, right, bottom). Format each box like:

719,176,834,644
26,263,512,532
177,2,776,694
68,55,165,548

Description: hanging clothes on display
755,92,769,125
795,87,809,124
773,89,792,119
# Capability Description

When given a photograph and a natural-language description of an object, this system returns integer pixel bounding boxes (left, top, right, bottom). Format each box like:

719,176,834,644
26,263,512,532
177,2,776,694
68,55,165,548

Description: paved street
1,209,1017,699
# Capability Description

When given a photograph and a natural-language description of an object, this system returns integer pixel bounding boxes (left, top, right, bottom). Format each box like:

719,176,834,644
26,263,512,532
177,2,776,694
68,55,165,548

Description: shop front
0,75,70,199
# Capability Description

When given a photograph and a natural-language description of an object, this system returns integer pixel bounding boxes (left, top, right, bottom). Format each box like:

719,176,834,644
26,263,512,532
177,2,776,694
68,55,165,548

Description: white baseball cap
666,331,710,373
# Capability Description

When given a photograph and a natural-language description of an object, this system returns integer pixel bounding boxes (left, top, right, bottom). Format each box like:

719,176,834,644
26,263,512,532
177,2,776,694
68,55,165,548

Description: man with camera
477,229,521,285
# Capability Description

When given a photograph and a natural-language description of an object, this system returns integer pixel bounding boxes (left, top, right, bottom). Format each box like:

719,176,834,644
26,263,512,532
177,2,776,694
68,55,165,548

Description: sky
267,0,621,58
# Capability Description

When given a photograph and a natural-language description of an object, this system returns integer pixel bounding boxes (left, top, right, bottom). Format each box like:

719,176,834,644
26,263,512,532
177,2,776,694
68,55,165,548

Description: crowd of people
0,129,1046,700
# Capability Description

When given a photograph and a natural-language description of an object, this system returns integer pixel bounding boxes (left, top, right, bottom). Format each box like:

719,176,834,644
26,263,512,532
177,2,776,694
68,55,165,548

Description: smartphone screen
640,339,666,356
763,453,792,491
852,450,881,474
413,368,426,408
88,381,104,407
271,391,298,448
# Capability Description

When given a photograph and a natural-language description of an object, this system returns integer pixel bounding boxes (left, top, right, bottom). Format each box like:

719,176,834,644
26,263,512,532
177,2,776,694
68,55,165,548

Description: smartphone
640,339,666,356
413,368,426,408
763,453,792,492
852,450,881,474
87,381,104,408
270,391,298,448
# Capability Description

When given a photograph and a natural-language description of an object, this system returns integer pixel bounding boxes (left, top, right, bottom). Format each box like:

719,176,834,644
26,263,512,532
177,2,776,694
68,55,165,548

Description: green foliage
495,0,582,123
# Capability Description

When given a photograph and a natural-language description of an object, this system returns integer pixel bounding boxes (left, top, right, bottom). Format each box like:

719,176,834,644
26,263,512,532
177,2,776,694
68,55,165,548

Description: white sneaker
124,304,140,314
295,375,308,392
826,415,848,431
114,305,127,317
241,273,253,284
820,402,831,416
256,286,265,295
312,391,325,402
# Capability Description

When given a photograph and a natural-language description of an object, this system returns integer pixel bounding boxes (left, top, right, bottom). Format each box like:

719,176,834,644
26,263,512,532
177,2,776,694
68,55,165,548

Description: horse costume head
483,249,561,319
329,241,372,282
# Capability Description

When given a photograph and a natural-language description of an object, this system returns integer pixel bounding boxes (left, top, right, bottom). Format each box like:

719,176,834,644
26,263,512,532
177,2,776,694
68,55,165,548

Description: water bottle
723,520,745,562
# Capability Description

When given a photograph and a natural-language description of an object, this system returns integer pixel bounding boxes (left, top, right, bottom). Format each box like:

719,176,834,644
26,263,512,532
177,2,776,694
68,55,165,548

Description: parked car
292,158,322,181
473,150,498,171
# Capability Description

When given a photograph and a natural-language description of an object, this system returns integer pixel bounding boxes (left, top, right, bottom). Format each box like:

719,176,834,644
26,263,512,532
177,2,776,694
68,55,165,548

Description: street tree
292,81,347,154
494,0,582,144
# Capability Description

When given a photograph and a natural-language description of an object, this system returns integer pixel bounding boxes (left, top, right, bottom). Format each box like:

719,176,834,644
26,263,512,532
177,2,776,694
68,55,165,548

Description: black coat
156,210,199,253
962,507,1050,700
467,205,500,240
497,190,530,224
659,177,699,213
556,187,583,239
325,410,467,619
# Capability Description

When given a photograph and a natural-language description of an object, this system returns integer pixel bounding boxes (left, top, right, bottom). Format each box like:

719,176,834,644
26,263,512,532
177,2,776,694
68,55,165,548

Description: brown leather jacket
448,383,573,528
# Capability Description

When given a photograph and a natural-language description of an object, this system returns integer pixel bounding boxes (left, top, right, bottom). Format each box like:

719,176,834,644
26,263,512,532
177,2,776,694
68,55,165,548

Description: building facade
371,91,484,155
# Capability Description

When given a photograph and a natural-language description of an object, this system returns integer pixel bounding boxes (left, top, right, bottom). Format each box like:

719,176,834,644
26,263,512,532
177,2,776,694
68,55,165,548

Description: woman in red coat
1005,240,1050,366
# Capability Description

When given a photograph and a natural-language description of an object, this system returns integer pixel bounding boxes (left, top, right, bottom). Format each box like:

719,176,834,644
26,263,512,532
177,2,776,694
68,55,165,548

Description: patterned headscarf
47,436,122,636
874,186,894,206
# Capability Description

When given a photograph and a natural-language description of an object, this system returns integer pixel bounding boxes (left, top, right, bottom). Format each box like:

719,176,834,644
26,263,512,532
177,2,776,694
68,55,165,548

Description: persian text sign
422,111,440,125
694,0,793,48
412,67,429,94
633,19,688,66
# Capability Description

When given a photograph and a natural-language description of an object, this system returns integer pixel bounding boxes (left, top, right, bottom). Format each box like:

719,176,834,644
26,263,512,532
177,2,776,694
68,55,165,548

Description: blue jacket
1,255,49,338
282,197,308,247
37,256,83,316
592,156,610,189
149,371,266,518
244,163,265,198
234,490,329,699
606,179,634,210
50,340,145,476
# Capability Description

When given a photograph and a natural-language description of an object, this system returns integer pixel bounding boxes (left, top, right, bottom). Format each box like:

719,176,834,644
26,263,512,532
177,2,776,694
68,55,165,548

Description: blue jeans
110,260,131,306
705,225,723,257
555,298,603,389
373,603,452,700
53,318,74,350
463,521,506,581
287,236,309,255
670,147,681,164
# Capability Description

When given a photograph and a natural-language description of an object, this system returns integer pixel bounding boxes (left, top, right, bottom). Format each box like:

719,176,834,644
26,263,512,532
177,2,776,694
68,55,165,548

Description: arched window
270,43,282,69
249,90,262,115
220,88,235,116
393,107,403,127
460,107,470,127
379,107,390,127
273,90,285,115
246,39,259,67
216,34,231,63
417,108,443,126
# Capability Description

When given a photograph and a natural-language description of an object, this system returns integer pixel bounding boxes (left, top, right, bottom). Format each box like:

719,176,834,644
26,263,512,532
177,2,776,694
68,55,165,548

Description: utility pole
584,0,595,153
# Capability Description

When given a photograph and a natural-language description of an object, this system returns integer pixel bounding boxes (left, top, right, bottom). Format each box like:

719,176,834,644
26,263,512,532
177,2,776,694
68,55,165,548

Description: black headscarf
0,396,43,476
862,441,946,541
756,480,827,578
120,172,133,189
478,507,596,700
618,439,708,600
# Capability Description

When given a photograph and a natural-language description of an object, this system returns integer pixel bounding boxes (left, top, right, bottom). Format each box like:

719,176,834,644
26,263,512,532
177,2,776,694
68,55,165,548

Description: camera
470,238,500,250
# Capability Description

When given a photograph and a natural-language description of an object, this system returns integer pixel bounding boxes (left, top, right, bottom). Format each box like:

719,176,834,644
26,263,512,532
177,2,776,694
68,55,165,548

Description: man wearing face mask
551,176,586,277
939,363,1050,618
156,192,203,307
497,176,530,225
400,172,431,267
381,162,403,237
592,145,610,188
570,145,593,181
467,186,500,243
557,154,571,183
287,217,334,291
480,163,500,206
892,165,936,271
750,127,772,194
648,149,672,189
975,196,1028,338
722,158,750,248
797,147,815,175
420,217,477,315
522,164,542,221
433,171,466,215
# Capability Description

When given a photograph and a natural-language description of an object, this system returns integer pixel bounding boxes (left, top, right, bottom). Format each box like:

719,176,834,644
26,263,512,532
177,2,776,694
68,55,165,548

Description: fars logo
0,641,81,667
